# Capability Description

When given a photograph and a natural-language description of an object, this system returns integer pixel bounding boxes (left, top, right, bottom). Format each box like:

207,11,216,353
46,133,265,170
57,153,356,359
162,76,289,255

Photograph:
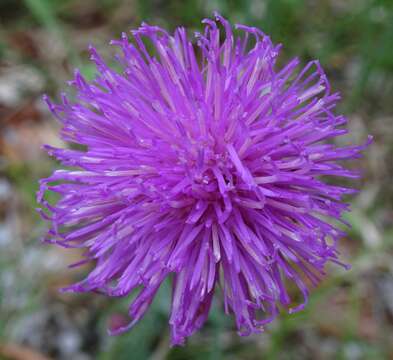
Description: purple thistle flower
38,13,370,345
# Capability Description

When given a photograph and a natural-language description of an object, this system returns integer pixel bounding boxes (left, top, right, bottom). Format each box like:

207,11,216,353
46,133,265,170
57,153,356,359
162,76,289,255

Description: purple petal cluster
38,14,370,345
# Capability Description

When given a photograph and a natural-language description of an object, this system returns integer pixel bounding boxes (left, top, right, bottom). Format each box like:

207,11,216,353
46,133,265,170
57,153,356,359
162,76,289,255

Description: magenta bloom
38,14,370,345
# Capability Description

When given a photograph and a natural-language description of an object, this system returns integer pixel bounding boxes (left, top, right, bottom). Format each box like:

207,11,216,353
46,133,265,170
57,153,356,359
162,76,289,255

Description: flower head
38,13,370,345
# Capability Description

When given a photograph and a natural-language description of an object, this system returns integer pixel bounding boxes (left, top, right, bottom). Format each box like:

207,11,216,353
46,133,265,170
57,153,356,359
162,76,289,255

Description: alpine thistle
38,13,370,345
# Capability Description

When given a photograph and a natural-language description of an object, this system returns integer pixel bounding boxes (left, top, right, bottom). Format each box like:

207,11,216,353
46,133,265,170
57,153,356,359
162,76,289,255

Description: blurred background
0,0,392,359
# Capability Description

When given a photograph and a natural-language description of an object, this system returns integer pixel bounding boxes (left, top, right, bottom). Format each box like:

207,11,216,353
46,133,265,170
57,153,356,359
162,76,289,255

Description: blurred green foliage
12,0,392,111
